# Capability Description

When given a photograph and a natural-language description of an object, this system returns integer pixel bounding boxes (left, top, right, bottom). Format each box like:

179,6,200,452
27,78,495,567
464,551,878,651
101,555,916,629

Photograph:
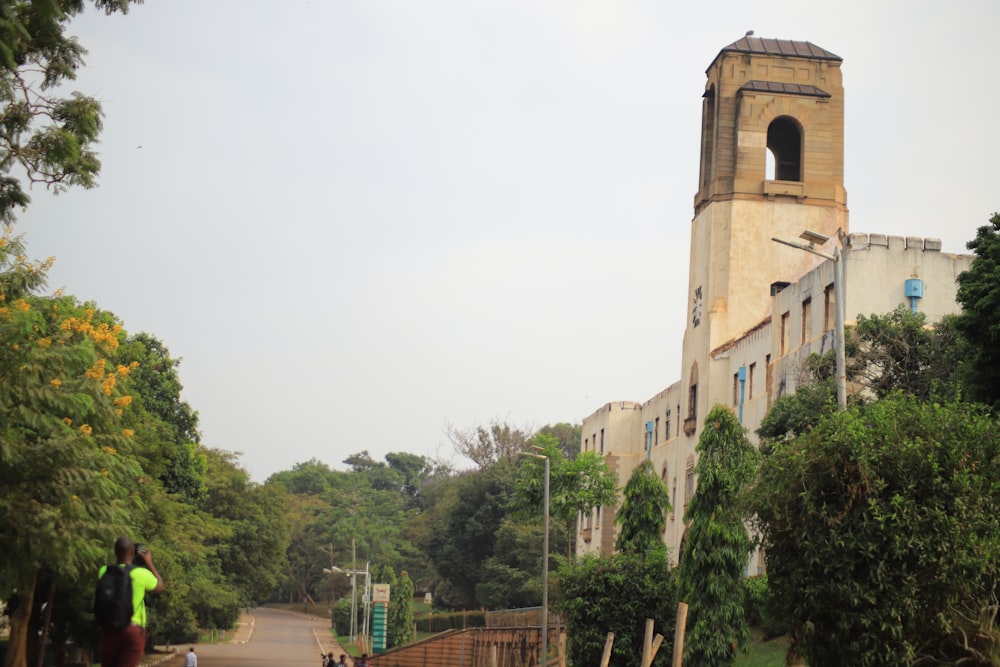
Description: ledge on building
763,179,806,201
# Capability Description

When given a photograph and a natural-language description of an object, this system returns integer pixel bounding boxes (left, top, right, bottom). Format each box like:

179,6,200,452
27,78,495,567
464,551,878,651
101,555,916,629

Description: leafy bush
752,395,1000,666
742,575,785,640
558,551,678,667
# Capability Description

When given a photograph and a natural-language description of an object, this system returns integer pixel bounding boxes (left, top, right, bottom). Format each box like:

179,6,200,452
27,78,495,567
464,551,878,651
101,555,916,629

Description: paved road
160,608,341,667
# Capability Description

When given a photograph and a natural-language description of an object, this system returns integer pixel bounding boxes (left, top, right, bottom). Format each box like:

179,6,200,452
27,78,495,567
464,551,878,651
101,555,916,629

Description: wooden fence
371,626,557,667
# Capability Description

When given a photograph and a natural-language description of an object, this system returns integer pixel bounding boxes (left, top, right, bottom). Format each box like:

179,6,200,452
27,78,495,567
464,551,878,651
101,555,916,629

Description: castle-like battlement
847,233,944,252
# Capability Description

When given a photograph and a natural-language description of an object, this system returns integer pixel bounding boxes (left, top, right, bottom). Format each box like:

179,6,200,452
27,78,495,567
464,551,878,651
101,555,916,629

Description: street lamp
771,230,847,410
520,451,550,667
325,562,370,645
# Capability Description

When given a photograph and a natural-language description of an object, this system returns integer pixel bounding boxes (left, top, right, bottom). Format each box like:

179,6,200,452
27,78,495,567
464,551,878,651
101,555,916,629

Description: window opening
767,116,803,181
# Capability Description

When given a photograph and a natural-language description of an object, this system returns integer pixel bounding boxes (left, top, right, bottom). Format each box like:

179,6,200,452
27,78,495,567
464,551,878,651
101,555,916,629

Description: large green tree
614,458,671,555
955,212,1000,409
850,306,966,401
0,0,141,224
513,433,618,560
424,461,517,609
536,422,582,460
677,406,759,667
751,394,1000,666
0,238,143,667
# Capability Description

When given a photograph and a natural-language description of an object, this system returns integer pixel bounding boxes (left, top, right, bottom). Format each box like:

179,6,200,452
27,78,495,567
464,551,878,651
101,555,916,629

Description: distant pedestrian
184,648,197,667
335,654,348,667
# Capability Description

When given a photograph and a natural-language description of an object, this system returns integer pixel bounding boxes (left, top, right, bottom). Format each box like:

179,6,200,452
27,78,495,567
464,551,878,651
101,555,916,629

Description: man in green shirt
97,537,165,667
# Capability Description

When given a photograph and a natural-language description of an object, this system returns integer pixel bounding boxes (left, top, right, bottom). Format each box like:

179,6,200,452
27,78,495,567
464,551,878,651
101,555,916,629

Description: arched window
699,85,716,190
767,116,802,181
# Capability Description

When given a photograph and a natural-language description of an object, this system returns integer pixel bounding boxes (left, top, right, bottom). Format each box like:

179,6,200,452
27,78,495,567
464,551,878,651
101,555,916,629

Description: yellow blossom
84,360,104,380
79,424,93,435
12,299,29,312
38,337,51,348
101,374,116,395
50,378,62,388
71,495,79,502
102,469,109,477
62,417,72,426
122,429,135,438
114,395,132,407
101,445,117,455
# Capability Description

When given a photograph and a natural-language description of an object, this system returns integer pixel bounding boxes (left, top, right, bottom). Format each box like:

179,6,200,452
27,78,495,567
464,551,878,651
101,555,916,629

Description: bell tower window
767,116,803,181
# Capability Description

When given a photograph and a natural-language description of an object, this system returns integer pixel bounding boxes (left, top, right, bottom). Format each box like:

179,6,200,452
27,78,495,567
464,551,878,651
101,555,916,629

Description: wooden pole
647,635,664,667
641,619,653,667
558,633,567,667
599,632,615,667
672,603,688,667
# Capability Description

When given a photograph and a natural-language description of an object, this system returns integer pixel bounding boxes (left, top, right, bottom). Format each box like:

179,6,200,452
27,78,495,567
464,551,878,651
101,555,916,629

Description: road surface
163,608,338,667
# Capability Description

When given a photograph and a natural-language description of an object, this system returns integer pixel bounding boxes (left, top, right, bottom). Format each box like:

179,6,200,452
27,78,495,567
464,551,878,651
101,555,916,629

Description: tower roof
738,80,832,98
708,36,842,72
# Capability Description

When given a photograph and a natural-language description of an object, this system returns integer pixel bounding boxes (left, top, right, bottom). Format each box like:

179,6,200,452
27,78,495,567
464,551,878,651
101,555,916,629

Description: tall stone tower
679,35,848,436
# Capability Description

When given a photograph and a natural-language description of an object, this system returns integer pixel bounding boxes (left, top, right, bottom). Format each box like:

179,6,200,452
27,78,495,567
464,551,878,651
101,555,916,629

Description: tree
0,237,144,667
756,377,836,444
424,462,517,609
116,333,205,502
536,422,582,460
751,395,1000,666
476,519,548,609
614,459,671,555
0,0,141,225
388,570,414,647
513,433,618,560
955,212,1000,408
850,306,965,401
677,406,759,667
445,418,534,467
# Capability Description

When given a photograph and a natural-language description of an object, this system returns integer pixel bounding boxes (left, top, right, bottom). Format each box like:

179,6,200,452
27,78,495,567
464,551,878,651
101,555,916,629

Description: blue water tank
904,278,924,298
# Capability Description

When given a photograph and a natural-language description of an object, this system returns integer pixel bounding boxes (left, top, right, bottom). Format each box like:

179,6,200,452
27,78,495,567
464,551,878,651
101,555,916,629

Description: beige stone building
577,35,973,567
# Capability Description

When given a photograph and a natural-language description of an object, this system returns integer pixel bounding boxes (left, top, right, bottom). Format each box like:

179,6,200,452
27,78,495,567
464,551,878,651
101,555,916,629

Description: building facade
577,36,973,566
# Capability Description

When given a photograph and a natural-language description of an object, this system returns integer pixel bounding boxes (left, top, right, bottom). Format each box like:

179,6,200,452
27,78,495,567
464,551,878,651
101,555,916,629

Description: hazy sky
20,1,1000,481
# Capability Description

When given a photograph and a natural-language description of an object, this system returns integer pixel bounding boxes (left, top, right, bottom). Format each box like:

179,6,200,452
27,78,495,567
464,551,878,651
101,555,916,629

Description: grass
733,630,790,667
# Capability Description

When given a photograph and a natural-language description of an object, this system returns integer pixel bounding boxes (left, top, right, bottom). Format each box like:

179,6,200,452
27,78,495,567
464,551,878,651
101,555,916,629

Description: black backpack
93,564,134,629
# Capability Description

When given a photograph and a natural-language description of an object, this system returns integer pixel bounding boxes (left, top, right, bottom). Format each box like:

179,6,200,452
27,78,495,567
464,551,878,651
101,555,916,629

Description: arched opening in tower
766,116,803,181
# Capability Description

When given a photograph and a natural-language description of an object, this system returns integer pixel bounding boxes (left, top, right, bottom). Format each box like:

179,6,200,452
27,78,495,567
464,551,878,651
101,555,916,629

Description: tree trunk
34,576,56,667
5,569,38,667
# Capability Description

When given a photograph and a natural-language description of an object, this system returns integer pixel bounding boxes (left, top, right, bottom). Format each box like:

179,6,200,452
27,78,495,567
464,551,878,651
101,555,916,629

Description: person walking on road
184,647,198,667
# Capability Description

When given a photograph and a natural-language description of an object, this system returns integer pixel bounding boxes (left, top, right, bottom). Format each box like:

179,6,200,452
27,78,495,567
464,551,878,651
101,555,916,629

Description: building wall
579,233,972,564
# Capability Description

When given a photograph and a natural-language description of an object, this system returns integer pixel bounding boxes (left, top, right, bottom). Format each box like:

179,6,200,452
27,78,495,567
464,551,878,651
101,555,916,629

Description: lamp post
520,451,550,667
771,230,847,410
324,562,370,645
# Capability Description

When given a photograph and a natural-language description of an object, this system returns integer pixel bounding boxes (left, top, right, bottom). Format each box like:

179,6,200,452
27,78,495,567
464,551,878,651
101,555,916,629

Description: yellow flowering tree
0,233,142,667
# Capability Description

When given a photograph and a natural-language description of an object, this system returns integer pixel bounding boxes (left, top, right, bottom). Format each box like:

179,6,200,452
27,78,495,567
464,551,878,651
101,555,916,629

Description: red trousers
98,625,146,667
